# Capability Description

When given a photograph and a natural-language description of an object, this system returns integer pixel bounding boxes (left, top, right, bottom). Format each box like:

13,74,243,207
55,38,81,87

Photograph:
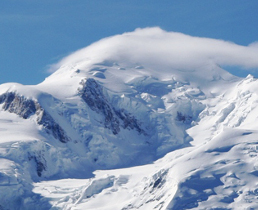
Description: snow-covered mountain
1,27,258,209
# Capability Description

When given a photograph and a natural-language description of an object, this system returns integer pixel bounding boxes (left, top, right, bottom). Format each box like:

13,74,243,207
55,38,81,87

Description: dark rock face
0,92,37,119
149,170,168,195
176,111,193,124
79,78,145,135
114,109,144,134
0,92,70,143
28,152,46,177
36,108,70,143
79,78,120,134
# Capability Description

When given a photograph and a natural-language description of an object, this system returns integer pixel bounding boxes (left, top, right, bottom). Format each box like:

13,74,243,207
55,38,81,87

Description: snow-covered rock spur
1,27,258,209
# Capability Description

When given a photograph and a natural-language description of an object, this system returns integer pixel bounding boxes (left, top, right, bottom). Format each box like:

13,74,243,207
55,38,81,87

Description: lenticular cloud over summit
49,27,258,73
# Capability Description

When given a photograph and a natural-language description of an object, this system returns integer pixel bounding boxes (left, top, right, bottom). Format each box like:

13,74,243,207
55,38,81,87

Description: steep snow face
32,75,258,210
1,28,258,209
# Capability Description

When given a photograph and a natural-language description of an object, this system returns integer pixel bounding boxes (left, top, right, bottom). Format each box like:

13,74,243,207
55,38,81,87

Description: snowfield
1,27,258,209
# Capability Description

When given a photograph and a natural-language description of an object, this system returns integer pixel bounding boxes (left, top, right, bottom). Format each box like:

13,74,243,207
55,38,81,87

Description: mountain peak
39,28,243,100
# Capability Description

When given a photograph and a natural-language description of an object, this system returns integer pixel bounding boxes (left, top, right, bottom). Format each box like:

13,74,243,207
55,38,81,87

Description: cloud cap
49,27,258,74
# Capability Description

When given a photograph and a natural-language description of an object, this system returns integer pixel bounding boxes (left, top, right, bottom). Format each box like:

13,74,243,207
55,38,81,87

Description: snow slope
0,28,258,209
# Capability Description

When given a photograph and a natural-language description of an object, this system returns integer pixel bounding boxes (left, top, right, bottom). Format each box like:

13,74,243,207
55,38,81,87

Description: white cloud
48,27,258,73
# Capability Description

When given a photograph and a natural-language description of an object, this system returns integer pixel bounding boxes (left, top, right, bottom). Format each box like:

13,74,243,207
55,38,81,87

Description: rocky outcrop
176,111,193,124
0,92,70,143
36,108,70,143
0,92,37,119
28,152,47,177
79,78,146,135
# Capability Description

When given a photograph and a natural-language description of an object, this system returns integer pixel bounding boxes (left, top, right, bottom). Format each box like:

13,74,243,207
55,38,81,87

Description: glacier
0,28,258,209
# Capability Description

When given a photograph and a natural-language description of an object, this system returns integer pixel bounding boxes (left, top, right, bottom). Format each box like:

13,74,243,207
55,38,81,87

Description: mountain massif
1,28,258,209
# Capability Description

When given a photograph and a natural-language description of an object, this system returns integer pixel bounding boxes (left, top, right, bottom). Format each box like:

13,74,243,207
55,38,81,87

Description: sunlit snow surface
1,28,258,209
33,128,258,210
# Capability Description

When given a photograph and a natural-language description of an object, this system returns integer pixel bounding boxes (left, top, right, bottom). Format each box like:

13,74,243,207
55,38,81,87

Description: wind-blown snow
0,28,258,209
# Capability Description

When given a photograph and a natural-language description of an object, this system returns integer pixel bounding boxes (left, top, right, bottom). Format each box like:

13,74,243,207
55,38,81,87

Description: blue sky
0,0,258,85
